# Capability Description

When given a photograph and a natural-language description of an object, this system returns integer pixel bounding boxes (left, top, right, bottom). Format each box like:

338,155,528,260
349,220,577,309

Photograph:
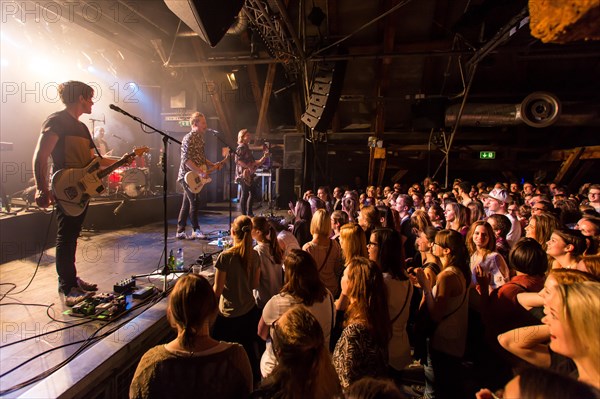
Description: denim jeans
56,206,87,293
239,181,255,216
177,184,200,232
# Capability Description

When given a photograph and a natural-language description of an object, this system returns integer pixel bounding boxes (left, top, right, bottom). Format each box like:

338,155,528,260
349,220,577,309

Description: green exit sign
178,121,191,127
480,151,496,159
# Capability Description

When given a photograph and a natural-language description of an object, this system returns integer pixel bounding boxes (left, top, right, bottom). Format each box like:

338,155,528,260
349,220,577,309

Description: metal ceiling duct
445,92,576,128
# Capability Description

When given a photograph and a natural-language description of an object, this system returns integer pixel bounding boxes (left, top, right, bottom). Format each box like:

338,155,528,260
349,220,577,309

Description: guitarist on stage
33,81,122,306
234,129,268,217
176,112,227,240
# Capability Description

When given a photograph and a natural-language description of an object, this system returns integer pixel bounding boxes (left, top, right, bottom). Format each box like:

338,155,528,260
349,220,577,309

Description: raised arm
497,324,551,368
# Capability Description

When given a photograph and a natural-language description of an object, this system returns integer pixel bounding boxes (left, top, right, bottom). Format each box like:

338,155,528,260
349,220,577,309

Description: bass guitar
51,147,149,216
184,154,230,194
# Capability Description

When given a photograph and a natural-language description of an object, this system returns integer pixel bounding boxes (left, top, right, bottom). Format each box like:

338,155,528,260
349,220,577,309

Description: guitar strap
88,130,103,159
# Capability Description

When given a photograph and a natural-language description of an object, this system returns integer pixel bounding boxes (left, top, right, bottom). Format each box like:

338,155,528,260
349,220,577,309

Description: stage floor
0,203,282,398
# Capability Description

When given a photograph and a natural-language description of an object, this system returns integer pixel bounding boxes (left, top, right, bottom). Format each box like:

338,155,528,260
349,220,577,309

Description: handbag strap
390,281,412,324
440,276,469,322
318,240,333,272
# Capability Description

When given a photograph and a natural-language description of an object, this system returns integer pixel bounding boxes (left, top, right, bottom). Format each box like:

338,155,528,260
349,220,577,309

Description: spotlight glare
87,65,95,73
1,59,8,67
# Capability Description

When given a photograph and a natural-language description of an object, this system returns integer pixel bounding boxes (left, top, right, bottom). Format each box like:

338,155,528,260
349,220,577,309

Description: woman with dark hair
291,199,312,247
476,238,547,328
130,275,253,399
331,210,349,242
213,215,261,380
467,220,510,293
415,229,470,399
367,228,414,376
547,228,587,269
467,201,485,225
252,305,342,399
476,367,600,399
257,249,334,378
252,216,284,309
427,203,445,230
333,257,391,389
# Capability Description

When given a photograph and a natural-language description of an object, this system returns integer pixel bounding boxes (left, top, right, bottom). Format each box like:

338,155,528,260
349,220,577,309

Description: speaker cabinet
283,134,304,170
301,61,347,132
164,0,244,47
275,169,295,209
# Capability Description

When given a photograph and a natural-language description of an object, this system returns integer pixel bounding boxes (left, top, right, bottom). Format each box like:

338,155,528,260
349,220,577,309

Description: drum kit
106,153,152,198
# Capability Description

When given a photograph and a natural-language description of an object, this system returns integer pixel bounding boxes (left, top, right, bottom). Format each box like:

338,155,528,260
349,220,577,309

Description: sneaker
77,277,98,292
175,231,187,240
192,229,206,240
63,287,93,307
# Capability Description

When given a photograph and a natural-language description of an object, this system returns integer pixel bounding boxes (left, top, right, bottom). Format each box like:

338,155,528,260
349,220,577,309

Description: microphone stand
209,130,236,231
110,106,181,293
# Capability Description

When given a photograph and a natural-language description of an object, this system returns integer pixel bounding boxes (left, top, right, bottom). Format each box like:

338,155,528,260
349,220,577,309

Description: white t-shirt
259,291,334,378
253,242,284,309
505,213,522,248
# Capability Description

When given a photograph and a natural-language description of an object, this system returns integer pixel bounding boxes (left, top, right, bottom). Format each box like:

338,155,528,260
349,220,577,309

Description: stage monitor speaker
164,0,244,47
301,60,347,132
275,169,295,209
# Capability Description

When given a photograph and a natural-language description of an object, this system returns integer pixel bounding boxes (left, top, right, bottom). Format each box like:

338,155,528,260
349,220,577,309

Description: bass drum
120,168,149,197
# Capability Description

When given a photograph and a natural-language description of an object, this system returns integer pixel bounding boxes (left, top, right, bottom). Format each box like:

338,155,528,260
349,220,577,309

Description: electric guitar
184,154,230,194
51,147,149,216
238,144,270,187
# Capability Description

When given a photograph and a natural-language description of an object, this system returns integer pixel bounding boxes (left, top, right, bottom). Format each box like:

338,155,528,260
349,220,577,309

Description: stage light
226,71,238,90
87,65,95,73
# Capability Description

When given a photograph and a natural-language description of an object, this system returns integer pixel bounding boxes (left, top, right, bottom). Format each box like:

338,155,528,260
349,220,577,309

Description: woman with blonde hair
543,281,600,389
130,275,253,398
253,305,342,399
252,216,284,309
500,269,599,375
213,215,261,380
339,223,368,266
333,257,391,388
303,209,343,297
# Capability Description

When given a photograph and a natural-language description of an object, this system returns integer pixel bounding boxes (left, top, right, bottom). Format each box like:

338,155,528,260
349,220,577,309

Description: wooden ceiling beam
191,40,233,140
256,63,277,138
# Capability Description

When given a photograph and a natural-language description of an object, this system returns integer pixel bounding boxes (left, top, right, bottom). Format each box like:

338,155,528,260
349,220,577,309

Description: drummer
93,127,113,157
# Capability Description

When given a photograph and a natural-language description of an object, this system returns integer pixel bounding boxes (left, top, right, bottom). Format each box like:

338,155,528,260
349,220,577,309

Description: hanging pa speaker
164,0,244,47
301,59,347,132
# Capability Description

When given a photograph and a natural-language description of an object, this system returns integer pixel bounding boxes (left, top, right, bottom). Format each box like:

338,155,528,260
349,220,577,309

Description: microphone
207,128,220,135
109,104,129,116
113,200,126,215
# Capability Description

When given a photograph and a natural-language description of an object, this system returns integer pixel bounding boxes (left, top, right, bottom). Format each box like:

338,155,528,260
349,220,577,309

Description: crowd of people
130,178,600,399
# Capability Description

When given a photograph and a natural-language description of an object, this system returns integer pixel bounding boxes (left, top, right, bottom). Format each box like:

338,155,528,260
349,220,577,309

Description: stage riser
0,195,182,264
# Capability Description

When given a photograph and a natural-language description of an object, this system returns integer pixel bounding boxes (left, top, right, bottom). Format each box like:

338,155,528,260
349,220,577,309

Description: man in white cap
484,188,522,247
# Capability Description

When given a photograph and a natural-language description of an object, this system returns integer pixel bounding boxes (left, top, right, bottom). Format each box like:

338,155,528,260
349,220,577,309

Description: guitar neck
97,154,134,179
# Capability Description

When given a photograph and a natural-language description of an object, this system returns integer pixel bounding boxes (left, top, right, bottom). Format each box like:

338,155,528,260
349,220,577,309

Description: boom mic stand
109,104,181,293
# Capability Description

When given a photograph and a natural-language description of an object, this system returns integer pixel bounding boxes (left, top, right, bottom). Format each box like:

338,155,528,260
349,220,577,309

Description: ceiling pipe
445,92,600,127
